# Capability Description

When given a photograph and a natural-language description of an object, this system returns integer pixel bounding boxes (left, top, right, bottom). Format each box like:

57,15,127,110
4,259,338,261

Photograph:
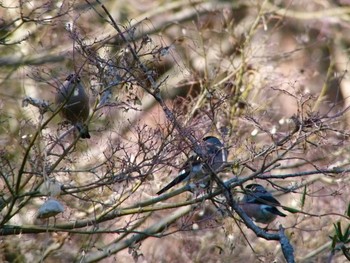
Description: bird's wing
248,194,281,206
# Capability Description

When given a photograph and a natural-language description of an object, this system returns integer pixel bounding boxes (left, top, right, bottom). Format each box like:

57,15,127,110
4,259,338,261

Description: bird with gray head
240,184,286,224
55,74,90,139
157,136,228,195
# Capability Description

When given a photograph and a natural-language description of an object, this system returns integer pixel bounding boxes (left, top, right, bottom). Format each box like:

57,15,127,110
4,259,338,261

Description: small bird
55,74,90,139
157,136,228,195
240,184,286,224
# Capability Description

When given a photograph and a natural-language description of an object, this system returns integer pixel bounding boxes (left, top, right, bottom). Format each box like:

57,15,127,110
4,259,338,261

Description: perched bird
55,74,90,139
240,184,286,224
157,136,228,195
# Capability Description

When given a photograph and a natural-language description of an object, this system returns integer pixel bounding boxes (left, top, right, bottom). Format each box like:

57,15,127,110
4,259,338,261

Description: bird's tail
76,123,91,139
156,170,190,195
268,207,287,217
